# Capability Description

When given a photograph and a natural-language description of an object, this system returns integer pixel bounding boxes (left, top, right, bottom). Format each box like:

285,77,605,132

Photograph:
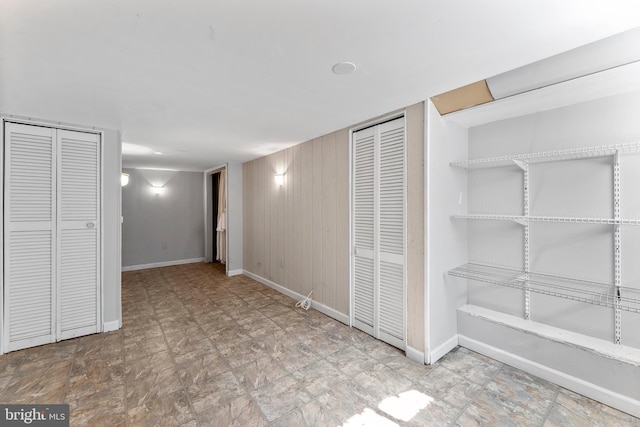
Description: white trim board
458,304,640,417
103,320,120,332
428,334,459,364
406,345,425,364
243,270,349,325
227,269,243,277
122,258,204,272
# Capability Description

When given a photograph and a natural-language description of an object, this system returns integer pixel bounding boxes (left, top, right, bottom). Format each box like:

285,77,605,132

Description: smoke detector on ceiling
332,61,357,75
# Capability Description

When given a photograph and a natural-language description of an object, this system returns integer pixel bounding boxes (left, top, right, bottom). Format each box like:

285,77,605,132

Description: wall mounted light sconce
274,173,285,186
152,185,165,195
121,173,129,187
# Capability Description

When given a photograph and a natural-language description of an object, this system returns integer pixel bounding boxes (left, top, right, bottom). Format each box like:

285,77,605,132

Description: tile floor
0,262,638,426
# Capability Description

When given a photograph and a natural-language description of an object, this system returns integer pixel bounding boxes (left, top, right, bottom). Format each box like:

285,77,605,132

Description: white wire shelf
450,141,640,169
448,263,640,313
452,214,640,226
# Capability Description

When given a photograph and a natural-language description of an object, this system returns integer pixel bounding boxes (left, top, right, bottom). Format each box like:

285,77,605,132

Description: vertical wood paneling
335,129,351,315
256,159,265,276
277,151,285,286
300,142,314,295
406,102,425,351
284,148,293,291
243,161,250,270
292,145,301,294
268,154,278,282
312,138,324,304
322,132,337,309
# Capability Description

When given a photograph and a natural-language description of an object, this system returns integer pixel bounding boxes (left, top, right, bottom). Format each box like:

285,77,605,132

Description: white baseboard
227,269,243,277
406,345,425,364
428,334,459,364
243,270,350,325
122,258,204,272
103,320,120,332
459,335,640,418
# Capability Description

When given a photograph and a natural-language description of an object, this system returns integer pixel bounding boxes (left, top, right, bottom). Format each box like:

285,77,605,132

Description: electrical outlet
162,242,167,250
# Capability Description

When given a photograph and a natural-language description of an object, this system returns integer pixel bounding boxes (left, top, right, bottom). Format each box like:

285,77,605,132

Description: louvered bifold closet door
57,130,101,340
351,117,406,350
4,123,57,352
352,127,376,335
377,118,405,349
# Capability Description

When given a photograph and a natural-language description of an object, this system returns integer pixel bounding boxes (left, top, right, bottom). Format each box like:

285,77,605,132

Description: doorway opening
204,165,227,274
211,172,220,262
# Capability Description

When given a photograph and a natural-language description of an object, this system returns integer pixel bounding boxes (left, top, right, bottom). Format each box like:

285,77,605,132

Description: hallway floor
0,262,638,426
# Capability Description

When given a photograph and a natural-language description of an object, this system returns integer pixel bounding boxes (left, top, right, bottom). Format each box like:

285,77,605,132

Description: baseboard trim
406,345,425,364
227,269,243,277
458,335,640,418
429,334,459,364
243,270,349,325
122,258,204,272
103,320,120,332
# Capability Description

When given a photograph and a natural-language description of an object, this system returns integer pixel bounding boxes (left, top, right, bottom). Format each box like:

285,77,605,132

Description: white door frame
204,164,228,274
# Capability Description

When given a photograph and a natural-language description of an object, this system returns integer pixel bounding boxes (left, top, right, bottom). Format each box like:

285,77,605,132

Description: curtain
216,170,226,263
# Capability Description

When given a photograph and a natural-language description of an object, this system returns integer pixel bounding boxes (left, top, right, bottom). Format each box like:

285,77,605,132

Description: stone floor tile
271,400,341,427
250,375,313,422
197,394,268,427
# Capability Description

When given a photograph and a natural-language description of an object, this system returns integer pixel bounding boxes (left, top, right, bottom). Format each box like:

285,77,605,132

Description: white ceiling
2,1,640,171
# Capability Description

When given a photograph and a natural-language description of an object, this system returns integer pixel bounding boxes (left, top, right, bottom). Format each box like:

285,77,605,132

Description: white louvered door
4,123,57,351
352,117,405,350
353,126,376,336
3,123,101,352
57,130,101,340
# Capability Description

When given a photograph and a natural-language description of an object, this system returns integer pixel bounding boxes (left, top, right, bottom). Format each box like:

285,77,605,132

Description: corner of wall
425,99,469,359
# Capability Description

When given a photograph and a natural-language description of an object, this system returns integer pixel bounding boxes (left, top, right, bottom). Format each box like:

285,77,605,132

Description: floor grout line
447,351,504,426
538,388,561,427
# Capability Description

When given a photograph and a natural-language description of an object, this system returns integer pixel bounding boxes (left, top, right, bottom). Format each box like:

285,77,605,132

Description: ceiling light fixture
154,151,163,155
332,61,357,75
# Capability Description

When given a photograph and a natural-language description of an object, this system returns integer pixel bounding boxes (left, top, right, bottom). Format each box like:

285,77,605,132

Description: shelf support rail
613,150,622,344
513,159,532,320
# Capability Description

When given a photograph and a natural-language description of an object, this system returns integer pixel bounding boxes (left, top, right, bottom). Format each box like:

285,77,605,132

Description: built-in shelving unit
449,142,640,345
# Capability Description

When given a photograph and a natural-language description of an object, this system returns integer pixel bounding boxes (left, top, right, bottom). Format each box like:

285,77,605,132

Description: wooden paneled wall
243,102,425,352
242,129,350,315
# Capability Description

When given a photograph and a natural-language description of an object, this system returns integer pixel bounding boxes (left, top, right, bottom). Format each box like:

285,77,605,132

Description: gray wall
122,168,204,267
227,162,244,273
467,89,640,349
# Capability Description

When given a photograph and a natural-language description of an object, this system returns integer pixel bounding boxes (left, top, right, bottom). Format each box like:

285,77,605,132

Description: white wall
425,100,468,361
466,89,640,349
103,129,122,327
122,168,204,268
